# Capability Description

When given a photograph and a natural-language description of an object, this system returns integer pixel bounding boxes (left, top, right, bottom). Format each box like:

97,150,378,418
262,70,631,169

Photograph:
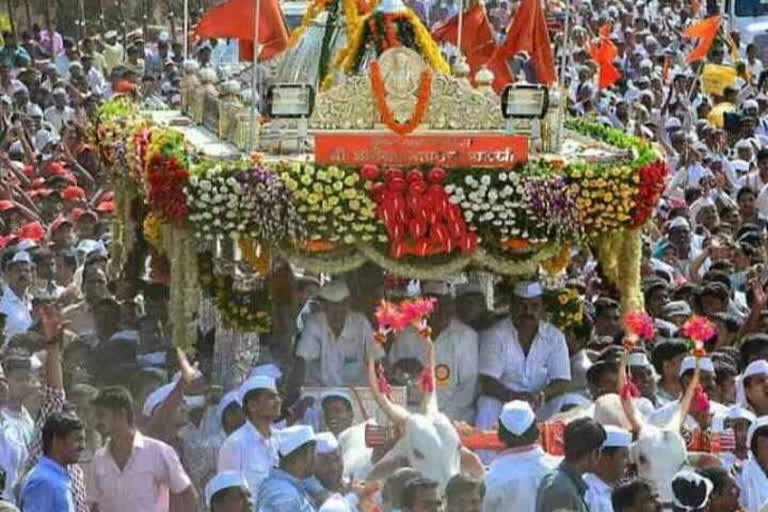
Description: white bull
339,341,484,490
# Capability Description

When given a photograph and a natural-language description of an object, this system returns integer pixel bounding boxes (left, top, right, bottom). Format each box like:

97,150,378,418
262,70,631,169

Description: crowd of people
0,0,764,510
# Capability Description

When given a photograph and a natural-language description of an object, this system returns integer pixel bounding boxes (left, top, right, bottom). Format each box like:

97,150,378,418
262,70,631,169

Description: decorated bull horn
421,337,438,417
367,359,409,427
616,348,643,434
669,360,700,434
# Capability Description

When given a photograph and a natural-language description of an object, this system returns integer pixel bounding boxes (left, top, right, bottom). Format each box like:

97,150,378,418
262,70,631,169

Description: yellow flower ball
324,185,333,195
301,175,312,186
312,182,324,194
307,193,321,205
344,174,359,186
585,169,594,178
603,193,614,202
333,181,344,191
349,199,361,211
343,189,357,200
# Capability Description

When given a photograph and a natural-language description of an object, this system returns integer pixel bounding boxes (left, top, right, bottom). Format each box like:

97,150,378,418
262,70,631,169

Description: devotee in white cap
257,425,318,512
584,426,632,512
217,375,281,502
742,360,768,416
205,471,251,512
647,357,726,431
311,432,362,512
717,405,756,472
388,280,480,422
476,280,570,434
296,280,384,387
482,401,559,512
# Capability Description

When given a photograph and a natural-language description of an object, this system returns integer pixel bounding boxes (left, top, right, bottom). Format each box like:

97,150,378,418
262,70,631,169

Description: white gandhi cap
679,356,714,376
602,425,632,448
628,352,651,368
499,400,536,435
238,375,277,404
743,359,768,379
317,281,350,302
277,425,316,456
314,432,340,454
513,281,542,299
205,471,250,508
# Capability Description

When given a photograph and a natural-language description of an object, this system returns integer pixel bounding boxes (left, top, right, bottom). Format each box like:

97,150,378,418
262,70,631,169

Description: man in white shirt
218,375,282,503
0,251,34,341
584,426,632,512
476,280,570,430
44,88,74,134
482,400,559,512
296,281,383,387
388,281,479,422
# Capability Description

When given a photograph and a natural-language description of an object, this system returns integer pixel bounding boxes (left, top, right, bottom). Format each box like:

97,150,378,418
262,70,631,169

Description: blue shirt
20,456,75,512
257,468,316,512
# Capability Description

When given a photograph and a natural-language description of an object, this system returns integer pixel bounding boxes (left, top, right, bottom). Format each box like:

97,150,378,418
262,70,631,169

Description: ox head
365,345,461,491
612,351,701,505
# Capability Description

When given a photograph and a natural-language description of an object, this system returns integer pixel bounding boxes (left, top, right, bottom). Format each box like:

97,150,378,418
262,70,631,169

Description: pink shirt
88,431,192,512
38,30,63,56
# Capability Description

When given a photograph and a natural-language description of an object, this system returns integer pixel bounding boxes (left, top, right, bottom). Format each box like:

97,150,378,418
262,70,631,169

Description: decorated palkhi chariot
93,0,665,408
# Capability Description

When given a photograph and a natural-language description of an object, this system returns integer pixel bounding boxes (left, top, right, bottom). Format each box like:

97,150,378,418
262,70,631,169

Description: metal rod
248,0,261,153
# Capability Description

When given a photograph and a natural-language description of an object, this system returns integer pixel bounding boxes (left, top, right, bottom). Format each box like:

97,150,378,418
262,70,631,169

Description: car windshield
736,0,768,17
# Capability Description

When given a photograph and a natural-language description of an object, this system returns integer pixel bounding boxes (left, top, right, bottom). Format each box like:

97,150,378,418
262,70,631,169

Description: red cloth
114,80,137,94
493,0,556,84
195,0,289,61
431,4,508,88
684,16,721,63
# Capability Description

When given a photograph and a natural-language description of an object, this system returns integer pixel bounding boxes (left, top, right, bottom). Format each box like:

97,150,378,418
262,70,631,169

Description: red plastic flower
681,315,717,342
630,161,668,228
361,164,380,181
623,311,654,340
427,167,446,183
620,377,641,400
419,366,435,393
374,300,408,332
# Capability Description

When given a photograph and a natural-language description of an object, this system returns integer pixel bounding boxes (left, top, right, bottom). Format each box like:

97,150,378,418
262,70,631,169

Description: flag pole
249,0,261,153
183,0,189,62
457,0,464,58
555,0,571,151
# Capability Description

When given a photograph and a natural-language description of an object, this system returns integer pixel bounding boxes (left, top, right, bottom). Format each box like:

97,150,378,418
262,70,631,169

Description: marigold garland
370,60,432,136
287,0,334,47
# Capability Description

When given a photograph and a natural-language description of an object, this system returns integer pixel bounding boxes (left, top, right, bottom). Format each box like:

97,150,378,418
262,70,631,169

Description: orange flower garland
369,60,432,136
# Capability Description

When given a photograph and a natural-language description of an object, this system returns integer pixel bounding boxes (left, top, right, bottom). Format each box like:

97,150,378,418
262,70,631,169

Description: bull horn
367,359,409,426
668,362,700,433
421,339,438,417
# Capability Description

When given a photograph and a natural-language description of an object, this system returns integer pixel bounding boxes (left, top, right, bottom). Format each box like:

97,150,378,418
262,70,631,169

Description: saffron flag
683,15,721,63
431,3,513,91
194,0,289,61
587,24,621,89
493,0,556,85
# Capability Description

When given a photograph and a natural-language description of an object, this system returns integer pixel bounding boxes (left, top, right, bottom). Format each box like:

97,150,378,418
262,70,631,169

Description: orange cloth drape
194,0,289,60
431,3,510,88
492,0,556,84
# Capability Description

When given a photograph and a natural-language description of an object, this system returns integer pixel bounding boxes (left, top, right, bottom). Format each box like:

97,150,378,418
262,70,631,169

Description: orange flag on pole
587,24,621,89
683,15,721,63
493,0,556,84
431,3,500,85
194,0,289,61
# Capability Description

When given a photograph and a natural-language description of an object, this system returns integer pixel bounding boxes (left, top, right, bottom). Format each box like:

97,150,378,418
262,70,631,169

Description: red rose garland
146,154,189,223
631,161,668,228
361,164,477,258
